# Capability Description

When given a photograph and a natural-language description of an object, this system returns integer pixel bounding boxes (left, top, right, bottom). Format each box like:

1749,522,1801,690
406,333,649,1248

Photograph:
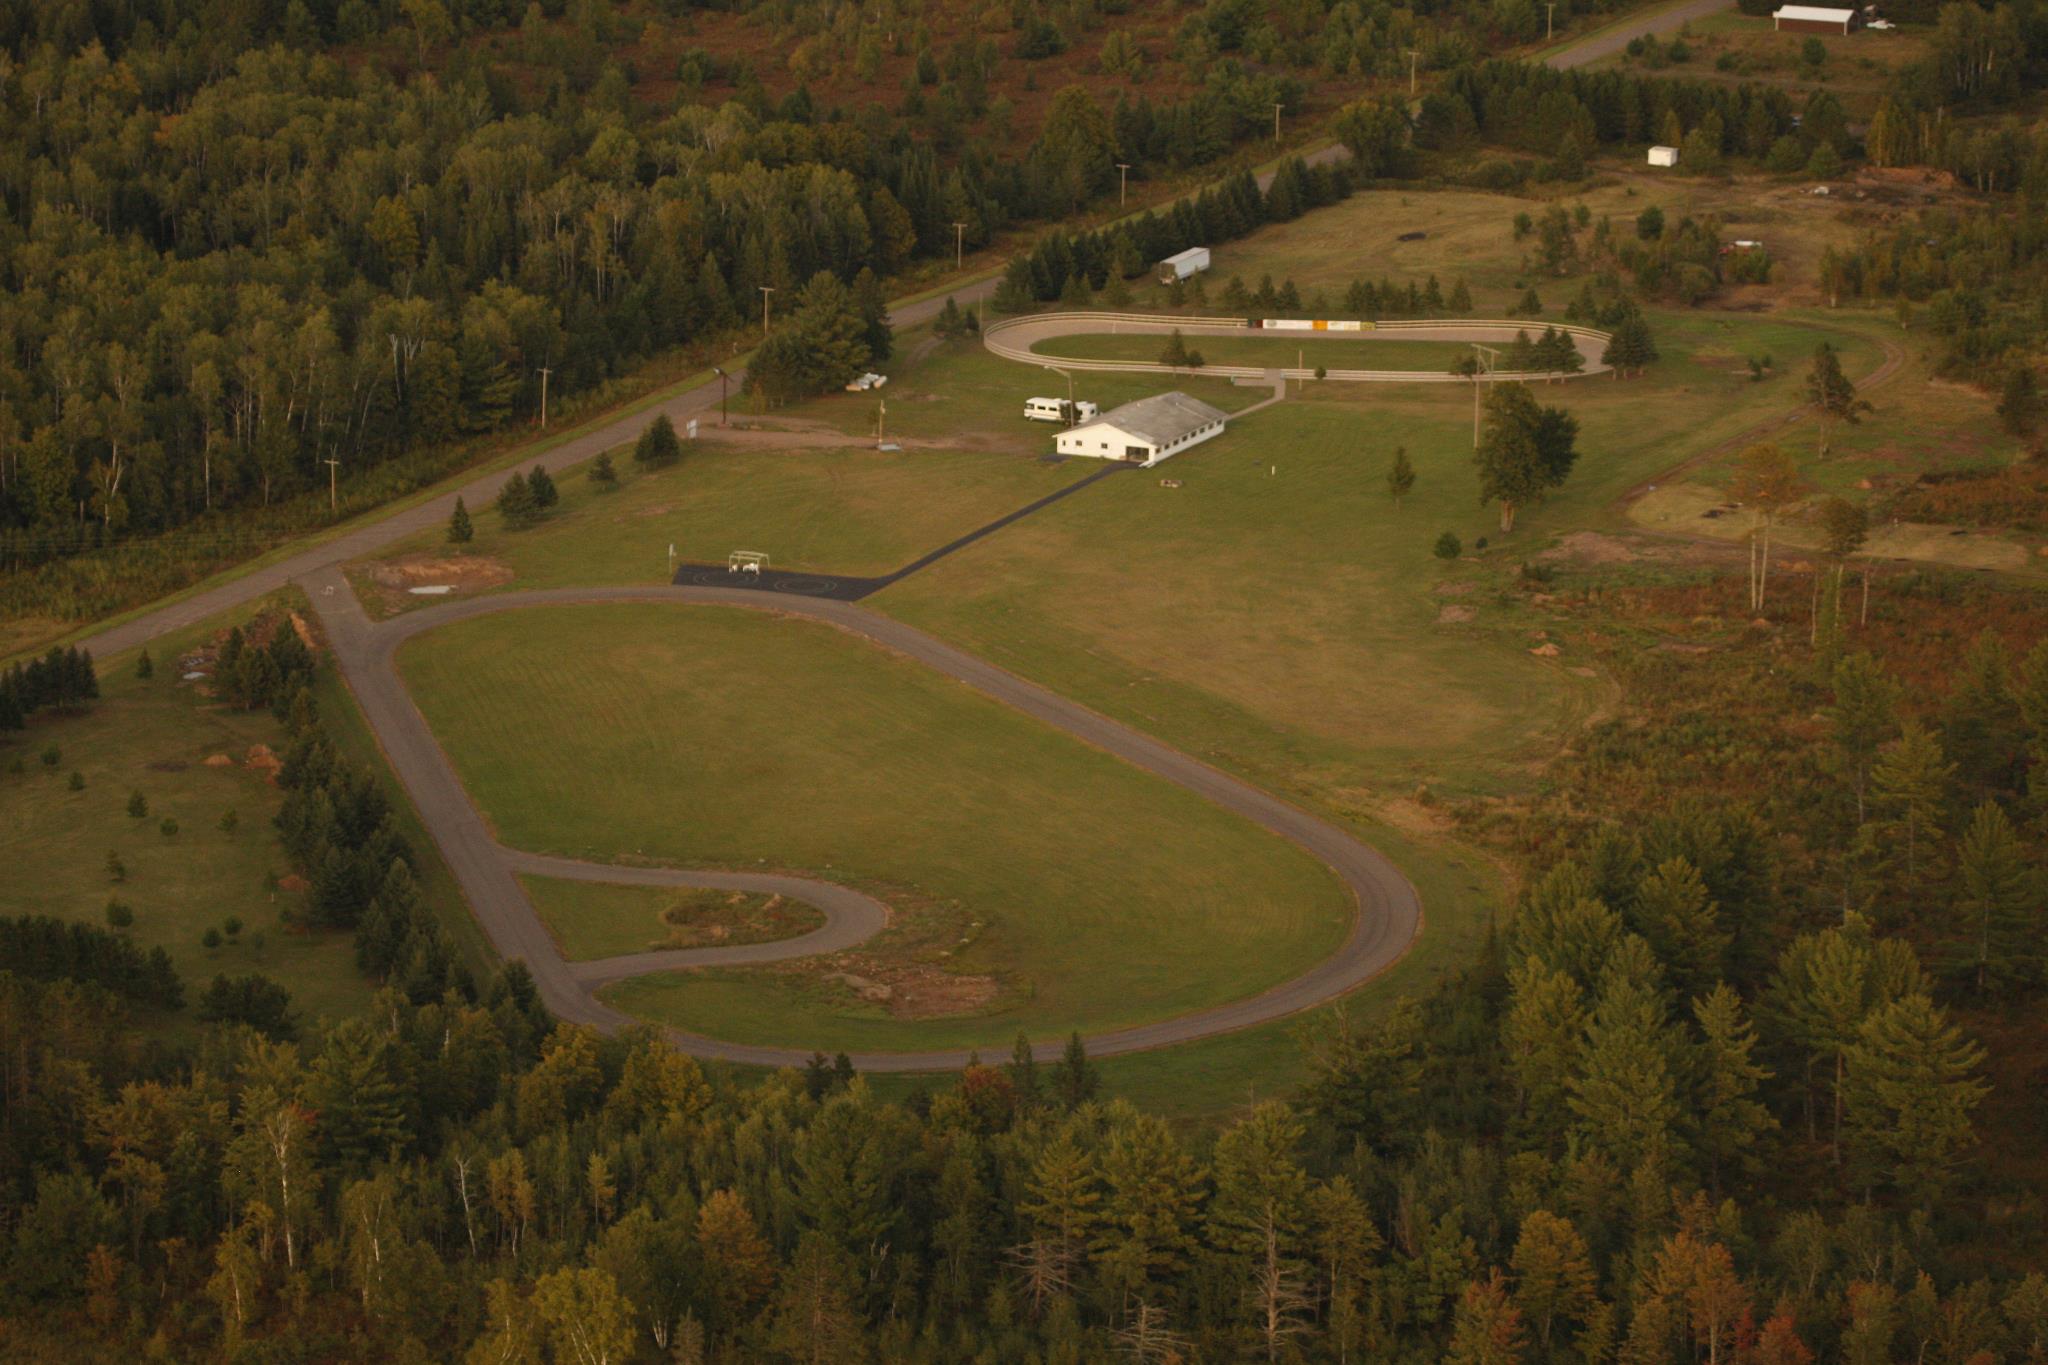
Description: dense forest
3,572,2047,1360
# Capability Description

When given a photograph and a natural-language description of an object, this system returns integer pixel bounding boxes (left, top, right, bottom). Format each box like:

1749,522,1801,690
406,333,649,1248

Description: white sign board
687,419,699,440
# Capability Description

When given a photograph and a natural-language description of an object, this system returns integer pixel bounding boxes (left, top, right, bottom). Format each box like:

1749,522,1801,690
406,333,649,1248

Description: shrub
160,817,179,837
136,649,153,680
68,771,84,791
223,916,242,938
105,900,133,929
590,451,618,486
220,807,239,833
634,414,683,467
127,790,148,818
202,928,222,950
41,745,60,767
1434,532,1463,559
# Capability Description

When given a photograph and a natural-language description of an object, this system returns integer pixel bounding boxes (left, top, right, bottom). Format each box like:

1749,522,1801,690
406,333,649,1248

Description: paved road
1543,0,1738,68
306,573,1423,1072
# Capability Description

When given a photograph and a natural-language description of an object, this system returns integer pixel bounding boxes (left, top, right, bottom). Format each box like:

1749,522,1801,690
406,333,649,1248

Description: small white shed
1055,392,1228,467
1647,145,1679,167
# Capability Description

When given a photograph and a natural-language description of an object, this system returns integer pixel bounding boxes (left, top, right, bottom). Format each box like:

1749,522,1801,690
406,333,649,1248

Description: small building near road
1157,247,1211,284
1773,4,1858,32
1055,391,1228,467
1647,145,1679,167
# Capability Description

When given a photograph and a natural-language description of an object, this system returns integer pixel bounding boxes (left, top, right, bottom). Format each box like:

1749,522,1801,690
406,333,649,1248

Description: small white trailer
1647,145,1679,167
1156,247,1210,283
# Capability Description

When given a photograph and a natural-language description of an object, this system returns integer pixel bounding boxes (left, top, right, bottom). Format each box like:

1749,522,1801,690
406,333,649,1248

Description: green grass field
355,442,1093,605
0,605,376,1026
780,338,1268,442
1033,333,1482,372
519,875,825,961
397,603,1355,1052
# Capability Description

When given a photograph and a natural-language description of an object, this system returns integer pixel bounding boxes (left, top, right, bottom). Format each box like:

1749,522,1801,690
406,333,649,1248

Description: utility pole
1407,50,1420,96
536,365,552,428
951,222,967,269
1115,162,1131,206
1546,2,1556,39
758,286,774,338
1469,343,1500,449
1271,102,1284,143
323,458,339,513
712,366,729,426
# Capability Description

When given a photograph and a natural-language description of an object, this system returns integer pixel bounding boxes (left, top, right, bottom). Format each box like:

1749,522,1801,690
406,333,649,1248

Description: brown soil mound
203,753,235,767
277,874,311,893
244,744,281,779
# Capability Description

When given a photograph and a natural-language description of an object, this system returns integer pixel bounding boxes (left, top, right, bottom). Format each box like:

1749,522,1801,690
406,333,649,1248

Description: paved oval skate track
985,312,1611,384
308,571,1421,1072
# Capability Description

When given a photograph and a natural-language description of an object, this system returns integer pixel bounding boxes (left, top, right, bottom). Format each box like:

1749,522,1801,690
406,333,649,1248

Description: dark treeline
1821,206,2048,386
0,644,99,729
0,913,183,1009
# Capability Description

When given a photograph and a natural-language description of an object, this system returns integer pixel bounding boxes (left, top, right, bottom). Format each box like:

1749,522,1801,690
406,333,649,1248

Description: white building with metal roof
1053,391,1229,466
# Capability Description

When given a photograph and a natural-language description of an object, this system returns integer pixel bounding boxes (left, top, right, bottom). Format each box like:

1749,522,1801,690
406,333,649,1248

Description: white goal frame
727,550,769,575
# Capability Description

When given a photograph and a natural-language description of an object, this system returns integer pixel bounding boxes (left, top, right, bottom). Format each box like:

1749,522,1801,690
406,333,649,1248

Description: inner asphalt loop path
306,569,1422,1071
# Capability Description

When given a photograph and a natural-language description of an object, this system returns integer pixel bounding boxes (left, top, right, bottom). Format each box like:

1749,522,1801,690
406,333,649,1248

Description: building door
1125,446,1148,462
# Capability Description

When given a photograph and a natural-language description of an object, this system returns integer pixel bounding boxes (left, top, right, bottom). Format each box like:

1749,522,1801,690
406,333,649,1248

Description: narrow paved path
305,572,1423,1071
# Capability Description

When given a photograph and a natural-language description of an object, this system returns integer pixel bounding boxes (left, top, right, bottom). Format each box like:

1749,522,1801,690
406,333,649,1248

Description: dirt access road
306,570,1423,1071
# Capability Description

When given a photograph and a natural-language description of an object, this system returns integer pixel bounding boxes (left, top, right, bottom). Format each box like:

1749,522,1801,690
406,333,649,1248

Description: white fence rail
982,311,1613,385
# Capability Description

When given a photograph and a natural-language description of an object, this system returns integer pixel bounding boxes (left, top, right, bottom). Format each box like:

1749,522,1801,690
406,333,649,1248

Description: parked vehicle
1024,397,1099,424
844,372,889,392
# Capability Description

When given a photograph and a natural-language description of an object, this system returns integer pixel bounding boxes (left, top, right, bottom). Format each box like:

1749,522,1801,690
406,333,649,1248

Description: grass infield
398,602,1355,1052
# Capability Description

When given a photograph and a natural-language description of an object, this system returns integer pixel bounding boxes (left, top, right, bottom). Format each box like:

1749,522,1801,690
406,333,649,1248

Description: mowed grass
0,615,376,1025
397,603,1354,1052
775,337,1269,443
873,307,1873,805
519,875,824,961
1034,332,1481,372
362,442,1093,593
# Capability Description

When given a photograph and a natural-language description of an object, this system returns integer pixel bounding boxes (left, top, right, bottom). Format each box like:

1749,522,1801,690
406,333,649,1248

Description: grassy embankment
520,876,825,961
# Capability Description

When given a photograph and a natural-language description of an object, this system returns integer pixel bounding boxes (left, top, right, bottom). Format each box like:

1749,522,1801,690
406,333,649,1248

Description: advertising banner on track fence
1253,319,1371,331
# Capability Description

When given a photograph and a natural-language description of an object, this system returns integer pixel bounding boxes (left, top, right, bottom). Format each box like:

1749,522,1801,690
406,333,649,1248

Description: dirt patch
1373,795,1456,839
1543,529,1726,568
244,744,281,779
277,873,311,894
653,890,824,950
815,954,1001,1020
1436,603,1476,625
368,553,513,593
203,753,236,768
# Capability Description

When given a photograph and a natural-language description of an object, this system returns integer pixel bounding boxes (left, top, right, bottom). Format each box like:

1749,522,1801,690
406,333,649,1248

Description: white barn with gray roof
1054,391,1229,467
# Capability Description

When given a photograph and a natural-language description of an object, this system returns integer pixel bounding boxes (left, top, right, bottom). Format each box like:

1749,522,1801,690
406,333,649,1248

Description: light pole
1115,162,1131,206
536,365,552,428
758,286,774,338
712,366,729,426
1407,50,1420,96
1045,365,1075,423
1271,102,1283,143
951,222,967,269
1546,2,1556,39
323,457,339,513
1468,343,1500,449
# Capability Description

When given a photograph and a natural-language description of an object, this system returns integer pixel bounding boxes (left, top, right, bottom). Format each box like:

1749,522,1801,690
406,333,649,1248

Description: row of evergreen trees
993,157,1355,312
0,646,98,730
0,914,182,1010
272,680,474,1005
214,622,316,716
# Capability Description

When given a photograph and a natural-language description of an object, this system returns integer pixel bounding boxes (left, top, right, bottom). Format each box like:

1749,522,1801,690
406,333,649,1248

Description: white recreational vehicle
1024,397,1100,424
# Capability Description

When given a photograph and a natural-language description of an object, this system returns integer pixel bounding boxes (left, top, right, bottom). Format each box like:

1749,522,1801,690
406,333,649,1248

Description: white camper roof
1159,248,1209,268
1774,5,1856,19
